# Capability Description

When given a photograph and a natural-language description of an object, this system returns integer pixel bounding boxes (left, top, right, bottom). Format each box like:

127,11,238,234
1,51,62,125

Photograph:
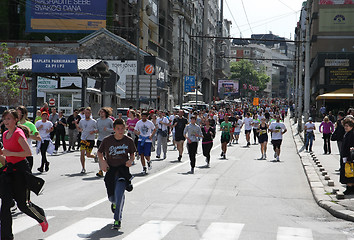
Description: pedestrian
334,111,346,155
67,109,81,152
243,112,253,147
126,110,139,161
76,107,86,150
320,105,326,117
319,116,334,154
172,110,188,162
35,112,53,172
156,110,169,159
97,118,136,229
17,106,41,170
258,117,269,160
252,114,260,145
233,115,242,144
0,110,48,240
304,117,316,152
77,107,97,174
49,107,59,140
134,111,156,174
95,107,114,177
268,114,287,161
184,116,203,173
339,117,354,195
228,113,237,146
39,102,49,117
201,118,215,167
328,111,336,123
220,115,232,159
54,111,67,154
169,111,177,150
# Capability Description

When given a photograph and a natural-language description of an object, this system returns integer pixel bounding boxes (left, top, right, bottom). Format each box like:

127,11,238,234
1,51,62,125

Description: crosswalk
13,217,352,240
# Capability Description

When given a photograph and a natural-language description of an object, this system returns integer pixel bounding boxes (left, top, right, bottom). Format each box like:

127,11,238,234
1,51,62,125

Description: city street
12,119,354,240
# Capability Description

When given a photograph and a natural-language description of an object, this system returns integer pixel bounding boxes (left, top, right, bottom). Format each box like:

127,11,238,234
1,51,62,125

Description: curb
289,118,354,222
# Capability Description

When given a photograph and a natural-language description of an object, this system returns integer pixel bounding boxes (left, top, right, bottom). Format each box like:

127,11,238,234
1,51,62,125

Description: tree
230,59,270,97
0,43,21,105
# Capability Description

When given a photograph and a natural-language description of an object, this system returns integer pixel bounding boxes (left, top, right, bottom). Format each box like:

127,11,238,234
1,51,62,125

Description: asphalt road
12,119,354,240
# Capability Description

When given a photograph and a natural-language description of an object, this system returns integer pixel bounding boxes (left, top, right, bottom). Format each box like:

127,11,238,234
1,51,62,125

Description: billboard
26,0,107,33
319,9,354,32
218,80,239,95
319,0,354,4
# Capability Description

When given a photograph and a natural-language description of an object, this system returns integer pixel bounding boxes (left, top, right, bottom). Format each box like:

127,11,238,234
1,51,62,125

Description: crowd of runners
0,98,294,236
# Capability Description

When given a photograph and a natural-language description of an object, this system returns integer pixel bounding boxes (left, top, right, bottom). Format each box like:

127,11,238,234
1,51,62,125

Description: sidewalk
290,118,354,222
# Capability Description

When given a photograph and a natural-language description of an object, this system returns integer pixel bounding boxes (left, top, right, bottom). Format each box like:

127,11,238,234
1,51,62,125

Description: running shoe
220,152,223,157
142,167,147,175
112,220,121,230
178,155,182,162
223,153,226,159
147,160,152,170
276,156,280,162
37,167,43,173
156,155,160,159
45,162,50,172
264,153,267,159
111,203,116,213
190,168,194,174
81,169,86,174
96,170,104,178
40,218,49,232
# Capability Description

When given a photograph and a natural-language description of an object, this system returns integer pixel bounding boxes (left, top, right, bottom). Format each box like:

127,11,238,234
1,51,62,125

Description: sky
223,0,306,39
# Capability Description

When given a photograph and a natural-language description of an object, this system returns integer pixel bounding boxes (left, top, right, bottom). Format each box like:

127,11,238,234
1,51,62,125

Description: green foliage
0,43,21,104
230,59,270,96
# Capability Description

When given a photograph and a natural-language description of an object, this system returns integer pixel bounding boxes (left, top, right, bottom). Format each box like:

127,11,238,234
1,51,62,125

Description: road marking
277,227,313,240
122,220,181,240
201,222,244,240
45,143,222,212
13,216,55,234
45,217,112,240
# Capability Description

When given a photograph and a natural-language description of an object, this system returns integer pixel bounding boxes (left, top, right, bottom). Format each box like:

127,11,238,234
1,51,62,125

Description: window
244,50,250,55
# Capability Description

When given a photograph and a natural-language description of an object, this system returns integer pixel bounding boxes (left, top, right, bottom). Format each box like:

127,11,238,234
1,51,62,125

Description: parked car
117,108,129,121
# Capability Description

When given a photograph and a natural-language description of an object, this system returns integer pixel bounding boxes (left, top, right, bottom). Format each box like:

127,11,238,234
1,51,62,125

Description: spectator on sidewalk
319,116,334,154
335,112,346,155
54,111,67,154
67,109,81,152
328,111,336,123
339,117,354,195
49,107,59,140
156,110,169,160
304,117,316,152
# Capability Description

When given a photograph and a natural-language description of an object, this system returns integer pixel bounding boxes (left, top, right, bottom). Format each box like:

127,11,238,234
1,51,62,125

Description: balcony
148,40,159,53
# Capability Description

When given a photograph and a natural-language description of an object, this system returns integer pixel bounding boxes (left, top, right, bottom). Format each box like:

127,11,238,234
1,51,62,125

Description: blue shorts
234,131,240,136
138,142,152,156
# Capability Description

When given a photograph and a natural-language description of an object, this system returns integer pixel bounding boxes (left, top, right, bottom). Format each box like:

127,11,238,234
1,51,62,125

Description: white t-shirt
305,122,315,132
135,119,155,143
234,119,243,132
252,119,260,129
79,118,97,141
156,116,169,131
269,122,287,140
243,117,253,130
35,120,53,141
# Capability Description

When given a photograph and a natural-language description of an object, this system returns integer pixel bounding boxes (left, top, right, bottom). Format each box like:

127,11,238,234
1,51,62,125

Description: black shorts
271,139,282,149
245,129,252,135
175,135,185,142
221,135,230,143
258,134,268,144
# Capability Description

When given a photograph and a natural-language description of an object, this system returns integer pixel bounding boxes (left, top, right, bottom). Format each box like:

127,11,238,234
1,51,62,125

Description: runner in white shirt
243,112,253,147
233,115,243,144
268,115,287,161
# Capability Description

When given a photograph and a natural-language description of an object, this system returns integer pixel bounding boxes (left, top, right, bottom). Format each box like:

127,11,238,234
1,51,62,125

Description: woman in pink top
319,116,334,154
126,110,139,150
0,110,48,240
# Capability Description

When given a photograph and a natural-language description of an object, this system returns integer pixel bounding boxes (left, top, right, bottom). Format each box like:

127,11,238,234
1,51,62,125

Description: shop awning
316,88,354,100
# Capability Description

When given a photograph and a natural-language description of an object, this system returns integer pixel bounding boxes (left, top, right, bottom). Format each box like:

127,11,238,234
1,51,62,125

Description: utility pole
304,3,311,122
179,15,185,108
135,0,141,109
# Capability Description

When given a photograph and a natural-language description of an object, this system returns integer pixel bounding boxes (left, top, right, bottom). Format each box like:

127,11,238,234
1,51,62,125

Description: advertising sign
319,9,354,32
26,0,107,33
329,67,354,84
184,76,196,93
37,77,58,98
106,61,137,99
319,0,354,4
218,80,239,95
32,54,78,73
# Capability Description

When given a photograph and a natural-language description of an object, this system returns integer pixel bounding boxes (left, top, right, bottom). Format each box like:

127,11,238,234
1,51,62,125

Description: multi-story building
295,0,354,115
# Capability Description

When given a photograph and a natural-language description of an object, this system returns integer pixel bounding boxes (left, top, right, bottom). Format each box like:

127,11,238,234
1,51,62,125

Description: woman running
201,118,215,167
0,109,48,240
16,106,41,171
258,118,269,160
